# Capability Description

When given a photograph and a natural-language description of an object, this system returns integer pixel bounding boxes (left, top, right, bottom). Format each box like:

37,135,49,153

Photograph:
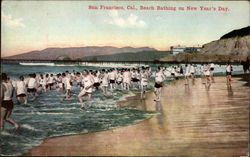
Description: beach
23,75,249,156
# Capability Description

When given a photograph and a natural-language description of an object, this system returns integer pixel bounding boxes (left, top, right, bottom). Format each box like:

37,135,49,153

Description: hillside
3,46,156,60
161,26,250,62
81,51,171,62
220,26,249,39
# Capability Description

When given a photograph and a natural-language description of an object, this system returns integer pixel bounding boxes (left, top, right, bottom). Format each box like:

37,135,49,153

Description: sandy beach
24,76,249,156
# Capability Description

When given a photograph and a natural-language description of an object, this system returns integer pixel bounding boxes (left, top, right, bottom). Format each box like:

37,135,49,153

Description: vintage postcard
1,0,249,156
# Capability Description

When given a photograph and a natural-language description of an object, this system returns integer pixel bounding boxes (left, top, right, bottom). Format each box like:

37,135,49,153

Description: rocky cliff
200,35,250,61
161,26,250,62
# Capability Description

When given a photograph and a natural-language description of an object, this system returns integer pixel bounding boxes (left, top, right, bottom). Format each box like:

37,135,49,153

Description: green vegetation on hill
81,51,171,62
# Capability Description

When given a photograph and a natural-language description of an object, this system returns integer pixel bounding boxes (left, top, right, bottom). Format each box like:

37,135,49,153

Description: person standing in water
1,73,20,130
108,69,116,91
100,69,109,96
154,67,165,102
116,70,123,89
140,67,149,99
62,73,72,99
78,71,94,109
27,73,38,101
226,62,233,85
15,76,28,105
123,69,131,91
92,72,101,90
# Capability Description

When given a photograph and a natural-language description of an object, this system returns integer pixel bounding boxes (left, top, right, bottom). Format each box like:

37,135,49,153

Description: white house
171,46,202,55
170,46,186,55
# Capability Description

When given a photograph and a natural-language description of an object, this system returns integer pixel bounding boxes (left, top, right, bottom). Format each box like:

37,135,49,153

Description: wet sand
24,76,249,156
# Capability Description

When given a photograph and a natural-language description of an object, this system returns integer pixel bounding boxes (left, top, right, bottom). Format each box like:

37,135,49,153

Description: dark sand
24,76,249,156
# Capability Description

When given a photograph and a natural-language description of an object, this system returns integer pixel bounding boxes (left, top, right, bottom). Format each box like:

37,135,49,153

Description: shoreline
23,75,249,156
21,78,176,156
2,59,247,65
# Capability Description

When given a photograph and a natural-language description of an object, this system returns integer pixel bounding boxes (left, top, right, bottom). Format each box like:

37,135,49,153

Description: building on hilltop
170,45,202,55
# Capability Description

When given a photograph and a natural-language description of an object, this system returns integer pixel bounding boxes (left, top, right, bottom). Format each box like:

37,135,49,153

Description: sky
1,0,249,57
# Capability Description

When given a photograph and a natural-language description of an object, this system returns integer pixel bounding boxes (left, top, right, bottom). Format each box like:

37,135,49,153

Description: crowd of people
0,63,235,130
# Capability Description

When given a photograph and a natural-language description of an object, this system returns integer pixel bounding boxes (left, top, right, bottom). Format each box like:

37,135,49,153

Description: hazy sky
1,1,249,57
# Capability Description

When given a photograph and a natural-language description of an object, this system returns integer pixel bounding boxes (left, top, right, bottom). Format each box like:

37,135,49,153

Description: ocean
0,62,244,156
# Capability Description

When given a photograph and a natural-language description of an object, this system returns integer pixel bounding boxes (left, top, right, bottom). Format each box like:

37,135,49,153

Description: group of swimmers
1,63,234,130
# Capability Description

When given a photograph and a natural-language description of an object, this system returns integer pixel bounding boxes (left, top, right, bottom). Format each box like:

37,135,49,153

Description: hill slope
220,26,250,39
3,46,156,60
161,26,250,62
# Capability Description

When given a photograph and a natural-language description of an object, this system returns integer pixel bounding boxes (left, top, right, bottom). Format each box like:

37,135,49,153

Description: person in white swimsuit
39,74,47,93
92,72,100,90
184,64,191,85
75,72,83,88
226,62,233,85
190,64,196,82
78,71,94,109
27,73,37,100
210,63,215,83
123,69,131,91
47,74,55,90
1,73,19,130
116,70,123,89
154,67,166,101
65,73,72,99
100,69,109,96
15,76,28,105
203,64,211,84
131,68,139,89
108,69,116,90
140,67,149,99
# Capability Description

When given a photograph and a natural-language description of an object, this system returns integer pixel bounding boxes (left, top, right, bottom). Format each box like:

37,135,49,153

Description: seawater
0,62,244,156
0,62,158,156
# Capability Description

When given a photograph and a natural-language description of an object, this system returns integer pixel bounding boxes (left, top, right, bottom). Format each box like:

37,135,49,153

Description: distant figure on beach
226,62,233,85
78,71,94,109
170,66,176,78
190,64,196,83
15,76,28,105
184,64,190,85
180,65,184,76
1,73,20,130
200,64,205,83
210,63,215,83
140,66,149,99
241,58,250,74
154,67,165,102
203,64,211,84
